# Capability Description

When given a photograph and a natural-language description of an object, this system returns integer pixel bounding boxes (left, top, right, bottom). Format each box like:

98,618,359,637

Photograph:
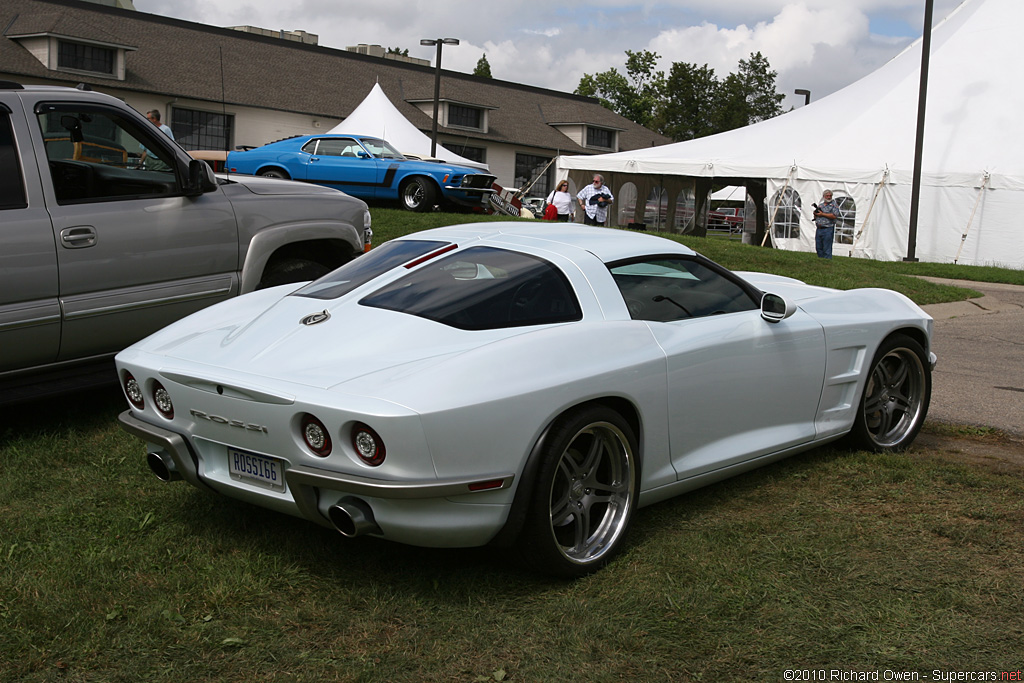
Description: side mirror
184,158,217,196
760,292,796,323
357,151,371,159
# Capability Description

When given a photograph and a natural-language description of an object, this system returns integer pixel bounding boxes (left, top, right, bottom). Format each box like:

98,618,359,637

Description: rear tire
848,334,931,452
260,168,289,179
515,405,639,578
400,177,438,212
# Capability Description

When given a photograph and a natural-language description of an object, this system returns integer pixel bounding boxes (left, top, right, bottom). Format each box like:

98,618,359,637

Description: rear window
294,240,447,300
360,246,582,330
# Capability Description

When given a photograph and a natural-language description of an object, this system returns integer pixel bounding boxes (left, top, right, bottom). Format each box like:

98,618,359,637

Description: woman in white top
545,180,575,222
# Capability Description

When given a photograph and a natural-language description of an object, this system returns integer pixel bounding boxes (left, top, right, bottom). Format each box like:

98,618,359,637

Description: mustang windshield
293,240,448,300
360,246,582,330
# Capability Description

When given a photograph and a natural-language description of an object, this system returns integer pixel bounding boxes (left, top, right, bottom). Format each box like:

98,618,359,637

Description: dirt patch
914,425,1024,474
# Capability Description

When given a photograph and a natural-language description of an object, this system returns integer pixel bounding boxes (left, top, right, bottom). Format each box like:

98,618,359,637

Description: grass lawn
2,392,1023,681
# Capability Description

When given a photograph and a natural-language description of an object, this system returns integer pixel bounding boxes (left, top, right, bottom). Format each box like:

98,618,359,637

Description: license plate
228,448,285,492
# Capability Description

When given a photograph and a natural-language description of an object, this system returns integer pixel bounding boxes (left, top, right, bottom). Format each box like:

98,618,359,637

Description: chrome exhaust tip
147,451,182,482
328,498,380,538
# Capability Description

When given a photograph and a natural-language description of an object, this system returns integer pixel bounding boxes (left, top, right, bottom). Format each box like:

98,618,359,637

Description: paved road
921,279,1024,437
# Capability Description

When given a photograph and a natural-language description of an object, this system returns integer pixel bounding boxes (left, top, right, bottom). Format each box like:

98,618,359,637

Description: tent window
674,188,696,233
770,187,802,239
644,186,667,230
617,182,638,226
834,195,856,244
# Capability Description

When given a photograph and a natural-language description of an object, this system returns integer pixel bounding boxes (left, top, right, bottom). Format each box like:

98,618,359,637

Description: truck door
0,102,61,373
30,99,240,360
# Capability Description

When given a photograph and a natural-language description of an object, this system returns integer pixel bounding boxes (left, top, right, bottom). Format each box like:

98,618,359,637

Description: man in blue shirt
813,190,840,259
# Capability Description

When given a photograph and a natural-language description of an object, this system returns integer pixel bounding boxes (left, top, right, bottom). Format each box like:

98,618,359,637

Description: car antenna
219,46,230,180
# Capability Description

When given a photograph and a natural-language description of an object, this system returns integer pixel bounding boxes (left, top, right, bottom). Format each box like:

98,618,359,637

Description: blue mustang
227,135,496,212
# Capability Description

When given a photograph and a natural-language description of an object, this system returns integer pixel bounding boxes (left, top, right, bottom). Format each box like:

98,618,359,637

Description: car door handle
310,156,320,162
60,227,97,248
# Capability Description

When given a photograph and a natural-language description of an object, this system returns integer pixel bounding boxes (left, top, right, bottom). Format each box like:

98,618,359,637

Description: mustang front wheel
849,333,931,451
517,405,639,577
400,177,438,212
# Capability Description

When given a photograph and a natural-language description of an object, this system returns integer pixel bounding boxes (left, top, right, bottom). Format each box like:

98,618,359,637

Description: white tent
559,0,1023,268
328,83,489,171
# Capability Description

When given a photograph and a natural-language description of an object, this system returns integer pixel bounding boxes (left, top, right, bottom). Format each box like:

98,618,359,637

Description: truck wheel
400,177,438,212
260,169,290,179
257,258,329,289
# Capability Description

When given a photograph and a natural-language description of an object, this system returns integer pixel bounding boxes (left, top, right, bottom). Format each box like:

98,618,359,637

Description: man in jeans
813,190,840,259
577,174,614,226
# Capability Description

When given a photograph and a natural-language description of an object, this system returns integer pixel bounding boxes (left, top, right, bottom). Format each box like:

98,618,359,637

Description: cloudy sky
133,0,964,110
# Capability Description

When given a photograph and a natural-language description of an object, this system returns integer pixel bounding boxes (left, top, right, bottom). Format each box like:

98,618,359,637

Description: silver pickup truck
1,82,371,403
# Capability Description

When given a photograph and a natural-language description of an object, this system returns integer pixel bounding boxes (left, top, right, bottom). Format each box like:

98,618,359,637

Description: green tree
386,47,409,57
473,54,493,78
736,51,785,123
658,62,720,141
574,49,664,129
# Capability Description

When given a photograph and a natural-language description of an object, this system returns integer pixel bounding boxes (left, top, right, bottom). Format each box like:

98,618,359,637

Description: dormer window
58,41,115,75
8,29,136,81
586,126,614,150
448,104,483,131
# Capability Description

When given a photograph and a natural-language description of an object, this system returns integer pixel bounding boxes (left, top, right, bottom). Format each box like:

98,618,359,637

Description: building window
57,41,114,75
515,153,552,198
586,127,613,149
446,144,486,164
171,108,234,151
448,104,482,130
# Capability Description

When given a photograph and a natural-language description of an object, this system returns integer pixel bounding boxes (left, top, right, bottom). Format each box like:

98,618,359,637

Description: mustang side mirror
760,292,796,323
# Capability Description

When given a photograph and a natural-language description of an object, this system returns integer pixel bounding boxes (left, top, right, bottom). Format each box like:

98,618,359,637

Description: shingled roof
2,0,671,155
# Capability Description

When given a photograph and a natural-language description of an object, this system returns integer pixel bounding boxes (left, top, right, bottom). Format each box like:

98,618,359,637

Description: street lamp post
794,88,811,106
420,38,460,157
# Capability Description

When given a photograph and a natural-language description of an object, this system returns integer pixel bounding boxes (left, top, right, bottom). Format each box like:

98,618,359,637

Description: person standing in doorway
577,174,614,226
813,189,839,259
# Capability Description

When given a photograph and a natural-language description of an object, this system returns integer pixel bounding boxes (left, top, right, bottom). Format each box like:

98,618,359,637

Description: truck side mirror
184,159,216,196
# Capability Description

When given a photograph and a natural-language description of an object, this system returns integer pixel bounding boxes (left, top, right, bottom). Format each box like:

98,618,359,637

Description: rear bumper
118,410,516,546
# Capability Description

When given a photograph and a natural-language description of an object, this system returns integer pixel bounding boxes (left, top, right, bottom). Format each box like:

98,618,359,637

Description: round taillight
302,414,332,457
123,372,144,410
152,381,174,419
351,423,385,466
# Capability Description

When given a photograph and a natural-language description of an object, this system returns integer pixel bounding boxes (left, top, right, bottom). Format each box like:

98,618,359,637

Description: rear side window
0,111,28,210
360,246,582,330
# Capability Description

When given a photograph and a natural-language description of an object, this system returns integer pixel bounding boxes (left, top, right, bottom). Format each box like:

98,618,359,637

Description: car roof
399,222,697,264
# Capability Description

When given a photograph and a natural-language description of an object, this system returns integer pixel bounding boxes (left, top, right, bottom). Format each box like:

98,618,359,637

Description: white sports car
116,223,935,576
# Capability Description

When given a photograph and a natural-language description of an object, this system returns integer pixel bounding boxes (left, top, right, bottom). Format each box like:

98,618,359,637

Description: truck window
35,103,179,205
0,112,28,210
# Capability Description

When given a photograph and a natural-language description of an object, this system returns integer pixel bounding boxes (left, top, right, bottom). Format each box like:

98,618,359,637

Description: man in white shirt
577,174,614,226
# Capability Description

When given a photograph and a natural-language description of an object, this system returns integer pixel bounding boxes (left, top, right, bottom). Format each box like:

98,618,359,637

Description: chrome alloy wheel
862,345,928,449
547,421,636,565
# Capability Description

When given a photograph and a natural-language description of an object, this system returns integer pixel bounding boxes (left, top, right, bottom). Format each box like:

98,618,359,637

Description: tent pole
905,0,935,262
852,169,890,256
954,172,990,264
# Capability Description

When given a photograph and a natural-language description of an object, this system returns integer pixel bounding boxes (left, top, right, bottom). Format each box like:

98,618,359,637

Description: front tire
400,177,438,212
515,405,639,577
848,333,931,451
